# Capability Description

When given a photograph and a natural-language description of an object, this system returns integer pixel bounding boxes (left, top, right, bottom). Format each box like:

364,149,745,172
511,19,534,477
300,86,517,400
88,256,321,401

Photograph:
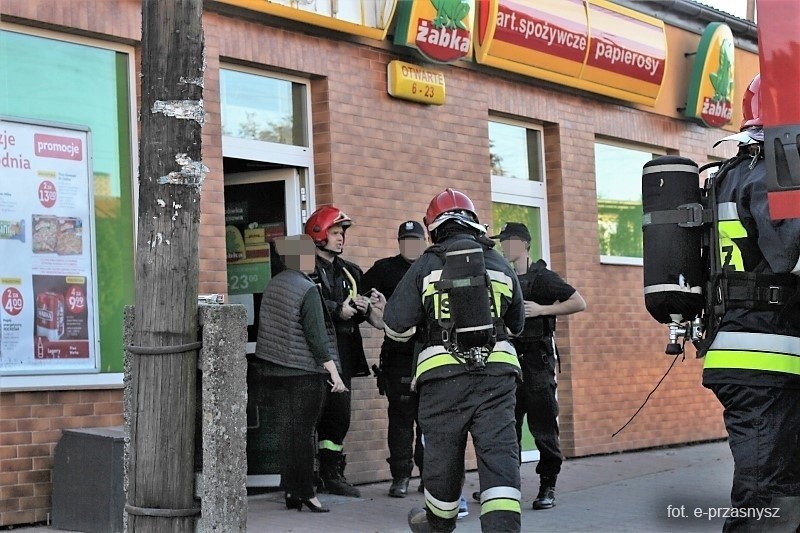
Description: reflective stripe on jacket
705,331,800,376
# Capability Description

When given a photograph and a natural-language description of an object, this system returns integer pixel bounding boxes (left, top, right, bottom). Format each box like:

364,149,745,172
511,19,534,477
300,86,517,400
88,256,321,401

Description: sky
695,0,752,20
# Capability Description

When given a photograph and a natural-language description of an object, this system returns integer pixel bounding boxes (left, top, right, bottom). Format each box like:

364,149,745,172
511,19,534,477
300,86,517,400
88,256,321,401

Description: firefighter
305,206,385,498
383,189,525,533
361,220,428,498
486,222,585,511
702,74,800,532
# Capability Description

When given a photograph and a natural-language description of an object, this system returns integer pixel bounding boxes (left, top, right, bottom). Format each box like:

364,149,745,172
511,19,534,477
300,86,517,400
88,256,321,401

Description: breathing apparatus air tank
641,156,705,354
436,238,495,354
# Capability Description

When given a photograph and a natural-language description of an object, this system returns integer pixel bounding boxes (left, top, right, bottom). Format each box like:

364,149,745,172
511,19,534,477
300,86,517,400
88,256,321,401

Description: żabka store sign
684,22,735,128
394,0,475,63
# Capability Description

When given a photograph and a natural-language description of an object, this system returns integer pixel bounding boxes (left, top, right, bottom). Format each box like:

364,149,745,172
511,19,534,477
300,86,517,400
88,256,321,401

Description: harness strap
642,202,710,228
722,271,797,309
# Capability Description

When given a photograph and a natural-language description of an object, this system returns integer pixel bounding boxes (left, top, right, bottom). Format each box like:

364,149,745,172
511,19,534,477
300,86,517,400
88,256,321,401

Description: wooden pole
127,0,205,531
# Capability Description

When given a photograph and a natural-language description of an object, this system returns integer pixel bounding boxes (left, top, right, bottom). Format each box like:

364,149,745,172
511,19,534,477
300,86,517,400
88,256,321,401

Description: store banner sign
0,118,99,375
393,0,475,63
684,22,735,128
474,0,667,106
215,0,398,40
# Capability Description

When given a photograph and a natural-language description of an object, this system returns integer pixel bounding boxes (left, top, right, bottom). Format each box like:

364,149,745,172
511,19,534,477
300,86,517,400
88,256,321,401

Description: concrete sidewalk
18,440,735,533
245,439,734,533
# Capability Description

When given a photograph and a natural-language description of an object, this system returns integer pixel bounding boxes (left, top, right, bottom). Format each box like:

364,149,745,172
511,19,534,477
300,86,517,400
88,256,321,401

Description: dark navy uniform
514,260,575,483
703,148,800,531
362,254,424,483
384,233,525,533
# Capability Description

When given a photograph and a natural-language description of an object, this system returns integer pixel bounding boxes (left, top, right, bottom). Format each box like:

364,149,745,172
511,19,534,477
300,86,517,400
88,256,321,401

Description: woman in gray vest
255,235,346,513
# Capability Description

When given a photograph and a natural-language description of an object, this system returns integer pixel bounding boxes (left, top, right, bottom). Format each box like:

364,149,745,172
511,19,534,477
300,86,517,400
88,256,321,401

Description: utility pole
126,0,205,531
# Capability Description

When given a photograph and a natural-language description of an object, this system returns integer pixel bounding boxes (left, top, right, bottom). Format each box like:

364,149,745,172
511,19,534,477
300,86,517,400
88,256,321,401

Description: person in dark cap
361,221,428,498
482,222,586,511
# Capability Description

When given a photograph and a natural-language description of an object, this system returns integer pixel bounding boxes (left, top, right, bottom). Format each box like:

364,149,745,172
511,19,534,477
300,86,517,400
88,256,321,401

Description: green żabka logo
685,23,735,128
700,36,734,127
415,0,471,63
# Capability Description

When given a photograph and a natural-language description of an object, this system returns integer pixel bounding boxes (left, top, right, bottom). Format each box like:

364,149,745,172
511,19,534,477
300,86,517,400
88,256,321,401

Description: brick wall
205,11,730,472
0,390,124,527
0,0,739,527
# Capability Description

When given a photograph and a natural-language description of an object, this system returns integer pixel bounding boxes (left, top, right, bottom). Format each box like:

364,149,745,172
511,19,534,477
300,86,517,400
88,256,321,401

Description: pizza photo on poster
32,274,89,359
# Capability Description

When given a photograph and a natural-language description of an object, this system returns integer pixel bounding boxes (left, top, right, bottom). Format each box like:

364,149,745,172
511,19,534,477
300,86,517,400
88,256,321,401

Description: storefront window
220,69,308,147
0,29,134,379
489,121,542,182
595,141,660,263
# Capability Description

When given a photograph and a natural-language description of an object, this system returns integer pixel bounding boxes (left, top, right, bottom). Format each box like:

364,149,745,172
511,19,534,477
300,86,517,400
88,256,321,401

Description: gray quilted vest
255,269,340,373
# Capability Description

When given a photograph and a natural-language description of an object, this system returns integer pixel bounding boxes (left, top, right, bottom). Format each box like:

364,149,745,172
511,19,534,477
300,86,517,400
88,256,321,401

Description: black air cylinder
642,156,704,324
441,238,494,350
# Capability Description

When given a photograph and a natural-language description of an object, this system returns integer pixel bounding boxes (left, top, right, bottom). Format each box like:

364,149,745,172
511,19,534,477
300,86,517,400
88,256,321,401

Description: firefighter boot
319,450,361,498
532,476,556,510
408,507,433,533
319,450,361,497
389,477,410,498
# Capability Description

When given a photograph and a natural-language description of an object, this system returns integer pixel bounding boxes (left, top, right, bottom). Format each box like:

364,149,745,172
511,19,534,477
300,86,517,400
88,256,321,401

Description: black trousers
515,378,562,479
267,373,327,499
710,383,800,532
317,377,352,449
318,341,355,450
514,341,562,480
419,373,521,533
385,367,424,478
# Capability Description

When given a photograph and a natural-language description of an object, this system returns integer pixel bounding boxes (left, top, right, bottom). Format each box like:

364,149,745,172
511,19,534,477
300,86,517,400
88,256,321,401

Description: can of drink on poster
36,291,65,341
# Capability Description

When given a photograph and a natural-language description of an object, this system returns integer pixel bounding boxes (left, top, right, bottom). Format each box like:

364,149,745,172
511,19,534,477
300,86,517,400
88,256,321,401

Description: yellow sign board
473,0,667,106
387,60,446,105
216,0,398,40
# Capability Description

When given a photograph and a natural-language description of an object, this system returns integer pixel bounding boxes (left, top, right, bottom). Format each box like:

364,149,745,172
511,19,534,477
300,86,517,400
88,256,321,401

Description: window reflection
489,122,542,181
595,142,656,259
220,69,307,146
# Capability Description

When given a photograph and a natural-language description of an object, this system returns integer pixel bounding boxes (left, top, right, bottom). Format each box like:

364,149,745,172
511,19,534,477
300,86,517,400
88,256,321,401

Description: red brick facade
1,0,754,526
0,390,124,525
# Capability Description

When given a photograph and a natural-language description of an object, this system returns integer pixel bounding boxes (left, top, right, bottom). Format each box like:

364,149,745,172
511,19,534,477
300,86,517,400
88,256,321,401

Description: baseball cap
490,222,531,242
398,220,425,239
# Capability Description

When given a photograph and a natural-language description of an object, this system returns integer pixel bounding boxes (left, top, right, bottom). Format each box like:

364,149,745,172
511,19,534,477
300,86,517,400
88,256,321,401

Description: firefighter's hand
354,294,371,314
339,296,358,320
524,300,547,318
369,290,387,311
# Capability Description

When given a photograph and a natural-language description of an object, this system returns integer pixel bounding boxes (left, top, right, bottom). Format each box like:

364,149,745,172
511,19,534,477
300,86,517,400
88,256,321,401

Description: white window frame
490,118,551,265
220,65,315,212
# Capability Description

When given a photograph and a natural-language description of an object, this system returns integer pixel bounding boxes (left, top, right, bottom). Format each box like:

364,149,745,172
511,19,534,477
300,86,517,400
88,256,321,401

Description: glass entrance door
224,167,301,488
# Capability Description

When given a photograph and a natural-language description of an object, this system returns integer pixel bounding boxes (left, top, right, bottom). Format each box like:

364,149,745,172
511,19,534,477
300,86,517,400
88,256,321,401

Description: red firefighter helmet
741,73,762,130
423,188,485,236
305,206,352,247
